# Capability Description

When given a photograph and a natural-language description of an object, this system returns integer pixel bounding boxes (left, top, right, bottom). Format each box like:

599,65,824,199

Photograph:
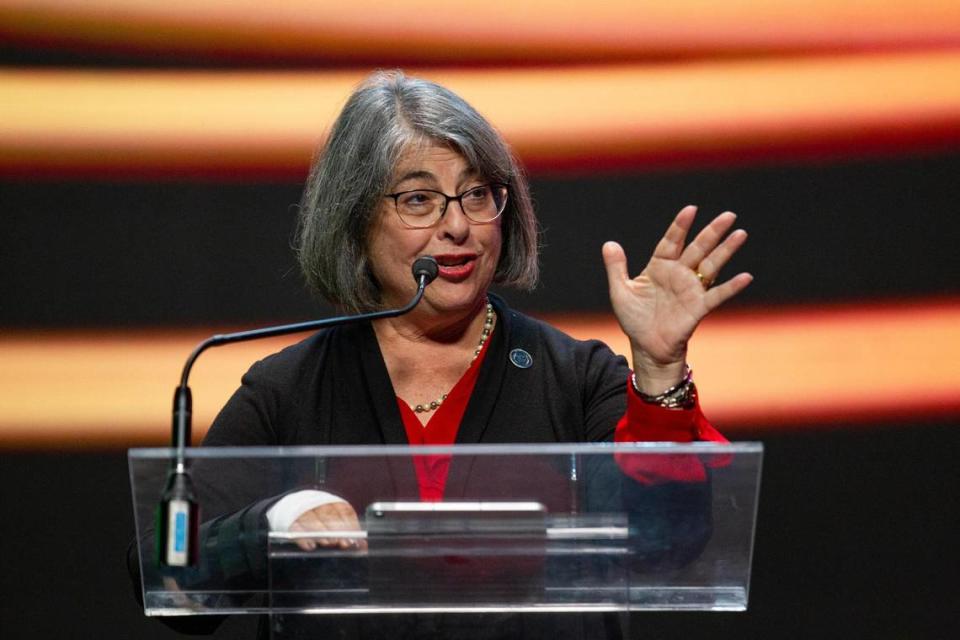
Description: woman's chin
425,285,487,314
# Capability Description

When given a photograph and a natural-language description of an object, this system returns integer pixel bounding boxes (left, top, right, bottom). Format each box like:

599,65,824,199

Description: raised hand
602,205,753,394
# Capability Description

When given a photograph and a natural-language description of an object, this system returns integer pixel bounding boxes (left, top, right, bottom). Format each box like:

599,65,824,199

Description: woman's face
366,142,503,317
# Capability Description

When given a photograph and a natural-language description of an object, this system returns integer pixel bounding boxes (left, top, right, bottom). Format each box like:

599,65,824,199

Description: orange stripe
1,0,959,62
2,51,960,178
1,299,958,449
550,300,960,428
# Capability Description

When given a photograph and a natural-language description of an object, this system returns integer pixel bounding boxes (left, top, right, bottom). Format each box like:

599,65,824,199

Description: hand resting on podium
267,489,367,551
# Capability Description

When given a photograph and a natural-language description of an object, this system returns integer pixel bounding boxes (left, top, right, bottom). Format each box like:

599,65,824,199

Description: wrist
630,365,697,410
630,347,687,395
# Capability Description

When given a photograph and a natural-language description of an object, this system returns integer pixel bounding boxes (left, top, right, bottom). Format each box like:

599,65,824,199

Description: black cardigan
203,294,630,448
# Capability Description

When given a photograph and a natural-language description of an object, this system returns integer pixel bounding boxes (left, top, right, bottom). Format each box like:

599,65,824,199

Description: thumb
602,241,630,293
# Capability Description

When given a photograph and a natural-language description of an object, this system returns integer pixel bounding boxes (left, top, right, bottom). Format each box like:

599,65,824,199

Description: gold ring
695,271,713,289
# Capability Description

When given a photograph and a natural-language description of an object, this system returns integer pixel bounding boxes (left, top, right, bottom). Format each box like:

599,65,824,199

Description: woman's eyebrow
393,167,481,189
393,170,435,186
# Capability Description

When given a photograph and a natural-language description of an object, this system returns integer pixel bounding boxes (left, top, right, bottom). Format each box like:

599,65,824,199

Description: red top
397,327,727,500
396,326,493,500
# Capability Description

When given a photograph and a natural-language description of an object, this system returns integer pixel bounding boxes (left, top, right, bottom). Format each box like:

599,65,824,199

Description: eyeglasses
384,183,508,229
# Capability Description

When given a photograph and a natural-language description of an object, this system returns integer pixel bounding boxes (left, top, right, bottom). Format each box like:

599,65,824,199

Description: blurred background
1,1,958,637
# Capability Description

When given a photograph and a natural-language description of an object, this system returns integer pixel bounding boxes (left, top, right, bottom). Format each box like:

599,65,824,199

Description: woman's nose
437,200,470,241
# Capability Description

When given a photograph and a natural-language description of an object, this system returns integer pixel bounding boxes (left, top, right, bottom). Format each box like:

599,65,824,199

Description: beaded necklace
412,301,495,414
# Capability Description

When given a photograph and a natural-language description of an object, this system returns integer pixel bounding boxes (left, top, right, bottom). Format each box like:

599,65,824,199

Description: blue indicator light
174,512,187,552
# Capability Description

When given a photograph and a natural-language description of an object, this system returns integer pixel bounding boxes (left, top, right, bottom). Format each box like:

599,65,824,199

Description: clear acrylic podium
130,443,762,636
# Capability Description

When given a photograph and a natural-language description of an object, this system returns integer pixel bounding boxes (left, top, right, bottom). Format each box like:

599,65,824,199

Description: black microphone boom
157,256,438,567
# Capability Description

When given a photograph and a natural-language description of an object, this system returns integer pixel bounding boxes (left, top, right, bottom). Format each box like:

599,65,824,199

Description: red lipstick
433,253,477,281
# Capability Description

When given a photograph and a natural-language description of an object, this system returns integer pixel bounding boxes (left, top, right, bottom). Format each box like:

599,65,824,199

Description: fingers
290,521,318,552
680,211,738,270
652,205,698,260
704,272,754,311
696,229,748,283
331,501,366,551
606,205,750,310
694,222,751,310
290,502,365,552
602,241,630,291
662,207,751,310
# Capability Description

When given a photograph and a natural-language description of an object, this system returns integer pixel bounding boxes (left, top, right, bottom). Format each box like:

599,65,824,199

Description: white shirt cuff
266,490,349,532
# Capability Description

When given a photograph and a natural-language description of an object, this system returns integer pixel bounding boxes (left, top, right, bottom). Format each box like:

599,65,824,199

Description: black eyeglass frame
383,182,509,229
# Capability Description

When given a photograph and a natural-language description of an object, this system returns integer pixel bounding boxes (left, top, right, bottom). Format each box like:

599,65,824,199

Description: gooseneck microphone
412,255,439,283
158,256,439,567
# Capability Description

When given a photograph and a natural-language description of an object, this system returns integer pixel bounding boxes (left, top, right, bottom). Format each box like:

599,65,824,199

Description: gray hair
297,70,539,312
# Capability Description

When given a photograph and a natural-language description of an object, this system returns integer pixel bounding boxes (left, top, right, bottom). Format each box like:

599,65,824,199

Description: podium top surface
129,441,763,458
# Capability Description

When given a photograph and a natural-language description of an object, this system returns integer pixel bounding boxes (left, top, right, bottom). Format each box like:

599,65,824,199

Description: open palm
603,205,753,389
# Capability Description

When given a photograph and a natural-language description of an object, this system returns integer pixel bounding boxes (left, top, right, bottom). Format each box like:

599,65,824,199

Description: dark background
4,152,960,327
2,149,958,638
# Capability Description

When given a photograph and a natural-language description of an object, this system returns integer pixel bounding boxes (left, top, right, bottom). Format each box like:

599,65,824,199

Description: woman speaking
147,70,752,639
205,68,750,484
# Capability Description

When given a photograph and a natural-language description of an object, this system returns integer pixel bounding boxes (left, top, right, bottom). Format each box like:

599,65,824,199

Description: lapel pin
509,348,533,369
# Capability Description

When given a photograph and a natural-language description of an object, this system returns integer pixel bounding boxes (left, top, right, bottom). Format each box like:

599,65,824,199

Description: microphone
412,255,439,285
157,256,438,567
